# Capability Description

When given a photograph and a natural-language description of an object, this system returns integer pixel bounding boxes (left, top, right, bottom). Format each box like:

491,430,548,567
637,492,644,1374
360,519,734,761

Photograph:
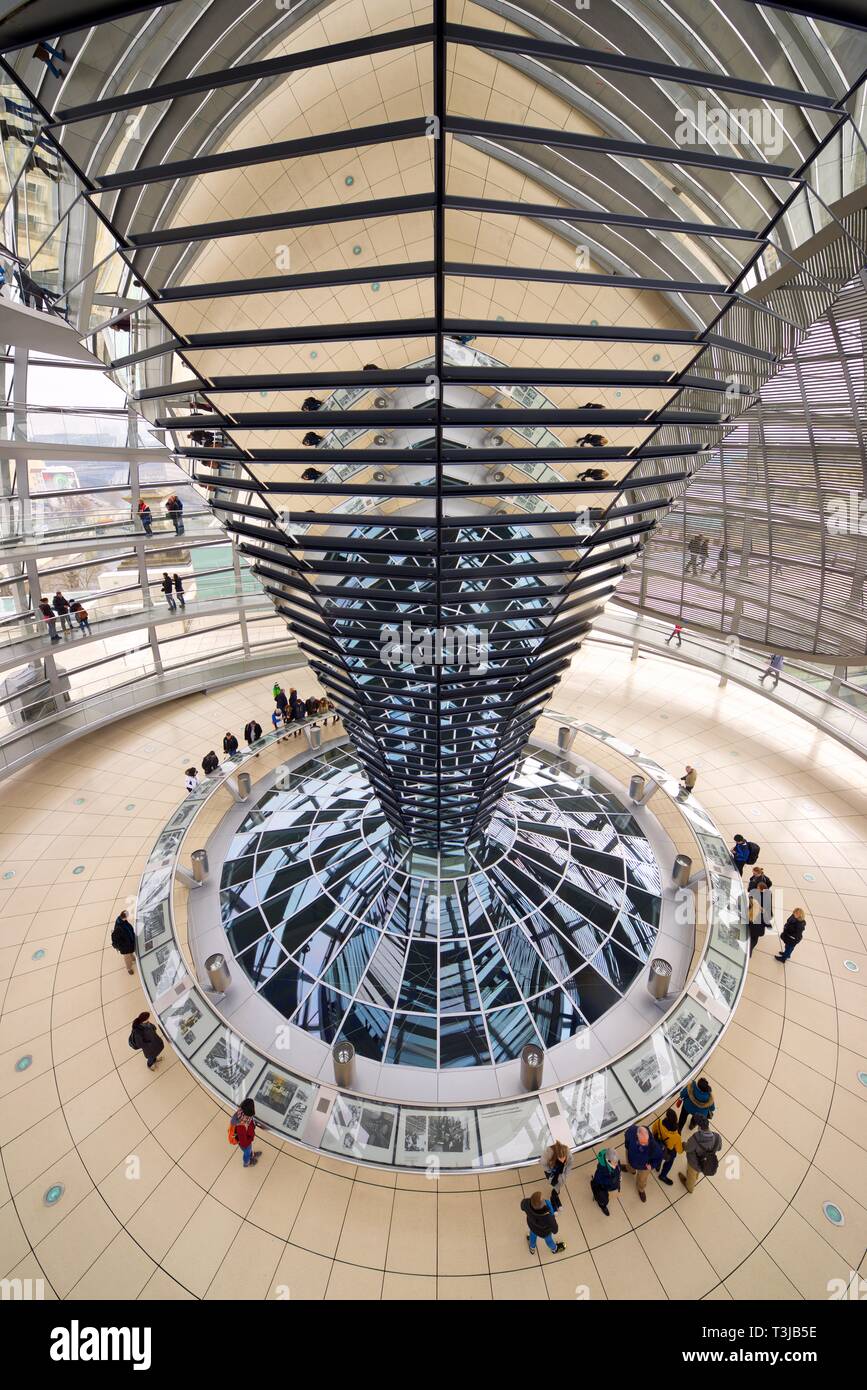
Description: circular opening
823,1201,844,1226
43,1184,64,1207
15,1055,32,1072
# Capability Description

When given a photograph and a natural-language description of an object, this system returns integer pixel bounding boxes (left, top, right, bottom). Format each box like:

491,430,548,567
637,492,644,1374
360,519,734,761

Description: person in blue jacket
731,834,753,876
624,1123,664,1202
676,1077,715,1133
590,1146,621,1216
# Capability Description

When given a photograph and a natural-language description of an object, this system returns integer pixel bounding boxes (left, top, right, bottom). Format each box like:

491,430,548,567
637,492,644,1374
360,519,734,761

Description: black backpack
128,1028,141,1050
697,1146,719,1177
746,841,761,864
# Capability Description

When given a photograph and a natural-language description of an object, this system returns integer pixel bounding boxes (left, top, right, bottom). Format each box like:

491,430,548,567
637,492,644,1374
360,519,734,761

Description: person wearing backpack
520,1190,565,1254
731,834,760,876
129,1012,164,1069
229,1097,262,1168
244,719,262,746
680,1116,722,1193
111,910,136,975
650,1108,683,1186
676,1077,715,1133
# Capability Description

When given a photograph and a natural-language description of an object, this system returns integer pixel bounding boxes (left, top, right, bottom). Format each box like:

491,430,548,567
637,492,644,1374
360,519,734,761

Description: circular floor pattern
218,747,662,1071
1,647,865,1303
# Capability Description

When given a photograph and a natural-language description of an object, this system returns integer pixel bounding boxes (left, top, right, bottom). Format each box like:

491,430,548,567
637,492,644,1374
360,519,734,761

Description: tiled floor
0,642,865,1300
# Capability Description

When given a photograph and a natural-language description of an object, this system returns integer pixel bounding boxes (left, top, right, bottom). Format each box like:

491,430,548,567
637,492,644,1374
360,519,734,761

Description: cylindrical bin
307,724,322,750
520,1042,545,1091
672,853,692,887
191,848,209,884
205,953,231,994
236,771,252,801
557,725,575,754
629,773,646,802
648,958,672,1001
332,1040,356,1089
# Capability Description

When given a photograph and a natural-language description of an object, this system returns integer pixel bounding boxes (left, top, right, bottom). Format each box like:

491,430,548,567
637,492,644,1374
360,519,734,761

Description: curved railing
133,716,748,1171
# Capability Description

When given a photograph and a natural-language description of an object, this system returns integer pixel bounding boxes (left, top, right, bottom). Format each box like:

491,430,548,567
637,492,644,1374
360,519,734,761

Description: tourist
650,1108,683,1186
161,572,176,611
678,765,697,800
776,907,807,962
229,1097,262,1167
138,498,153,535
590,1146,621,1215
38,597,60,642
271,708,282,732
760,653,784,688
679,1116,722,1194
666,622,683,647
519,1190,565,1254
202,750,220,775
172,574,185,608
53,590,73,634
748,874,773,955
731,833,759,876
223,731,239,756
676,1077,715,1133
128,1012,164,1069
185,767,199,792
69,600,91,635
110,910,136,976
244,719,262,746
165,493,184,534
541,1139,573,1208
623,1123,663,1202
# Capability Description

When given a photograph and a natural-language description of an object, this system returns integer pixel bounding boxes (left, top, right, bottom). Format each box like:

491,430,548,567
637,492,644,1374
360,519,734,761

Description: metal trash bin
307,724,322,750
236,771,252,801
648,958,672,1001
672,853,692,887
629,773,646,802
332,1040,356,1089
191,849,209,884
520,1043,545,1091
557,725,576,754
205,953,231,994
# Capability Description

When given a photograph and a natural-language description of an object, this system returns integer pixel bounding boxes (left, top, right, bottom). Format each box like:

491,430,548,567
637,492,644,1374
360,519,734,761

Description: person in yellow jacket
651,1108,684,1186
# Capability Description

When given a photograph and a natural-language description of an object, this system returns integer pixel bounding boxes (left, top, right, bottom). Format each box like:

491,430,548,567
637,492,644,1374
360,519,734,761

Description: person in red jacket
232,1098,262,1167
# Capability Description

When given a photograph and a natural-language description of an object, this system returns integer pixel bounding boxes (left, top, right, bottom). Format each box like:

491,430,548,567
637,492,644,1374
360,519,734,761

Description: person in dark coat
590,1146,621,1215
275,687,289,714
520,1190,565,1254
244,720,262,746
137,499,153,535
776,908,806,962
202,750,220,775
172,573,185,608
53,590,73,634
624,1123,664,1202
677,1077,715,1132
38,598,60,642
165,494,184,534
680,1116,723,1194
223,731,239,756
129,1012,164,1069
161,572,176,611
111,910,136,975
748,876,773,955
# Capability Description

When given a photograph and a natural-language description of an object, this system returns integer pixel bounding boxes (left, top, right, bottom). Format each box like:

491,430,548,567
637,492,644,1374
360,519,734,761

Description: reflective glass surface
219,746,662,1068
